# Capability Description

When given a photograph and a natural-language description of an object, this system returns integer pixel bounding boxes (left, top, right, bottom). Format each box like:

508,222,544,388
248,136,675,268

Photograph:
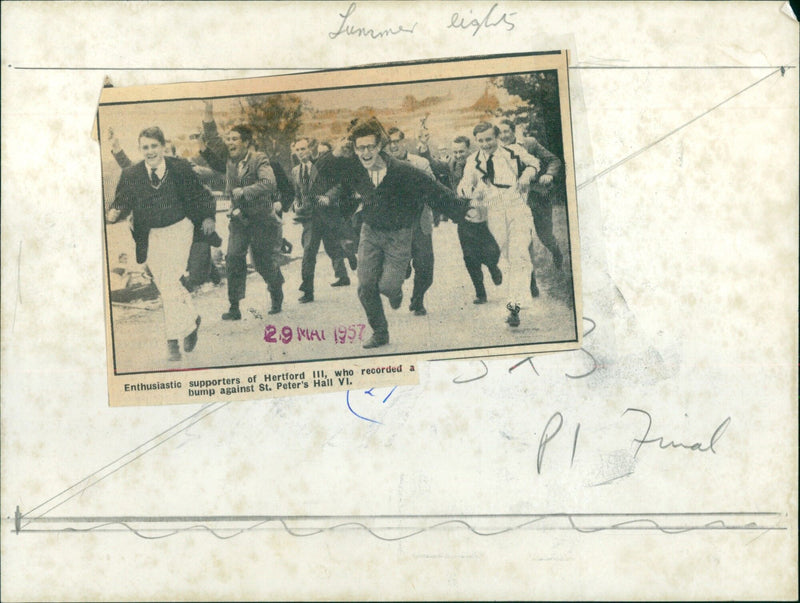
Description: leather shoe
269,289,283,314
409,298,426,315
529,271,539,298
222,305,241,320
167,339,181,361
183,316,201,352
330,277,350,287
473,296,487,304
298,293,314,303
489,265,503,286
362,332,389,349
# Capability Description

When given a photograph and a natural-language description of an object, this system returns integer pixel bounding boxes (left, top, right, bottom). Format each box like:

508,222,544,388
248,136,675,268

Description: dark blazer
112,156,215,263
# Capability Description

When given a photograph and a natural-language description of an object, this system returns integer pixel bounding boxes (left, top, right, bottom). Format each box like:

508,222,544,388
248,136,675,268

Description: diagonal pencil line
577,67,785,191
20,402,230,525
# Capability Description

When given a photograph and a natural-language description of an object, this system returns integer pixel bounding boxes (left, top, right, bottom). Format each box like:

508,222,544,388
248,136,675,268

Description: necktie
150,168,160,186
302,163,310,192
485,154,495,185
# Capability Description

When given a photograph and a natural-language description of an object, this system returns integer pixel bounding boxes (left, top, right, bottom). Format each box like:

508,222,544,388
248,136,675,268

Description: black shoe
409,298,426,315
473,296,487,304
222,305,241,320
331,277,351,287
167,339,181,361
489,265,503,286
552,248,563,271
530,271,539,298
363,332,389,349
298,293,314,303
388,290,403,310
269,289,284,314
348,255,358,270
505,302,520,327
183,316,201,352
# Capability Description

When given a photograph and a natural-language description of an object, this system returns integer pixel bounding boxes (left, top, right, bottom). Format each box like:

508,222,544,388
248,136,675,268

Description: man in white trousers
458,121,541,327
107,126,216,361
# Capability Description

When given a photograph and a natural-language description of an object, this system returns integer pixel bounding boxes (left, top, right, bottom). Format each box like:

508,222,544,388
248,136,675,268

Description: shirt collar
148,158,167,179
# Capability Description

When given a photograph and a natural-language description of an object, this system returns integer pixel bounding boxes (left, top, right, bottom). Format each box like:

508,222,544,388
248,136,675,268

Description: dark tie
302,164,310,192
485,154,495,185
150,168,160,186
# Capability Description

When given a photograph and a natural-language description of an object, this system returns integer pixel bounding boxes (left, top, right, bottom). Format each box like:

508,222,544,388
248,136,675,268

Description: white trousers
147,218,196,341
486,199,535,306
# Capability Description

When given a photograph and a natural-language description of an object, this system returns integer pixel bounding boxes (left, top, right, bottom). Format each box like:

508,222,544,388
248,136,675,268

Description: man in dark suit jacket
201,106,285,319
107,126,216,361
292,136,353,303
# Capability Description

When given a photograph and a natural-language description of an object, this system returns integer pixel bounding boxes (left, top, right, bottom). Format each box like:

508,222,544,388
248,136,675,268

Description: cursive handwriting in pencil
329,2,417,40
448,3,516,36
623,408,731,458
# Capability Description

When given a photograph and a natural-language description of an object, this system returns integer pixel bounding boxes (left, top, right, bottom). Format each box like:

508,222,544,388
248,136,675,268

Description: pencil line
9,65,795,71
20,402,230,527
14,511,784,522
576,67,784,190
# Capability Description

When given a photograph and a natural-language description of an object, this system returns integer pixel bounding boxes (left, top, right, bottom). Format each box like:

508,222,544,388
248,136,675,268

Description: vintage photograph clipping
99,51,581,406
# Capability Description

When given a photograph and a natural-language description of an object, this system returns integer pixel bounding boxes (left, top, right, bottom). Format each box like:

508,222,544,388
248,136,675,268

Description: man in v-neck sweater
108,126,216,361
315,118,470,349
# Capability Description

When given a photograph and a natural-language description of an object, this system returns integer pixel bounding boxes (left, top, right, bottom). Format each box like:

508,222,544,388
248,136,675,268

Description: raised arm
201,100,229,171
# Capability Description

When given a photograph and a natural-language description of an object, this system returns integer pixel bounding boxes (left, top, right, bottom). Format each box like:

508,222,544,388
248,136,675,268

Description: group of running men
107,101,564,360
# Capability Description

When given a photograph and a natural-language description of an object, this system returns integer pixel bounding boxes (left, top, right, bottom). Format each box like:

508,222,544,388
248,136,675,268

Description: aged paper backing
1,1,797,600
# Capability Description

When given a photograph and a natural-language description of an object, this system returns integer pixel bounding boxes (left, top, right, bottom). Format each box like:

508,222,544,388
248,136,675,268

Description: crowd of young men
107,103,565,360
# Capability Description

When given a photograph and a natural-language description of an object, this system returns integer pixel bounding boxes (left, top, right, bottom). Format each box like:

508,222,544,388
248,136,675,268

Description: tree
241,93,304,168
500,71,563,157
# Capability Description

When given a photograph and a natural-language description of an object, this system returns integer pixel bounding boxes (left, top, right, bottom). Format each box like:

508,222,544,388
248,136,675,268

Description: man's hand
106,208,121,223
317,195,331,207
107,127,122,154
231,187,244,201
517,167,539,194
272,201,283,213
201,218,216,235
538,174,554,187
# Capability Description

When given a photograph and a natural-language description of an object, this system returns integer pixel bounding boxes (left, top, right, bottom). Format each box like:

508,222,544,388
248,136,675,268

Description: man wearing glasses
317,118,470,349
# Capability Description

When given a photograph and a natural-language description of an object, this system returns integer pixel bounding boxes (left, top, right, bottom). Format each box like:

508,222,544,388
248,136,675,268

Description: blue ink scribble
346,386,398,424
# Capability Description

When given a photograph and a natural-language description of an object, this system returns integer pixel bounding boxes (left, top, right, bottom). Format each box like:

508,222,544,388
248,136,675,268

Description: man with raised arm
200,101,285,319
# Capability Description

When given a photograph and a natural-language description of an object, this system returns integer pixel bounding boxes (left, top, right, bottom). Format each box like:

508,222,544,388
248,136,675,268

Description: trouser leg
529,192,560,261
410,221,434,304
300,220,322,294
225,220,250,304
377,227,413,300
320,211,348,279
148,218,196,340
357,223,388,336
250,219,284,295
